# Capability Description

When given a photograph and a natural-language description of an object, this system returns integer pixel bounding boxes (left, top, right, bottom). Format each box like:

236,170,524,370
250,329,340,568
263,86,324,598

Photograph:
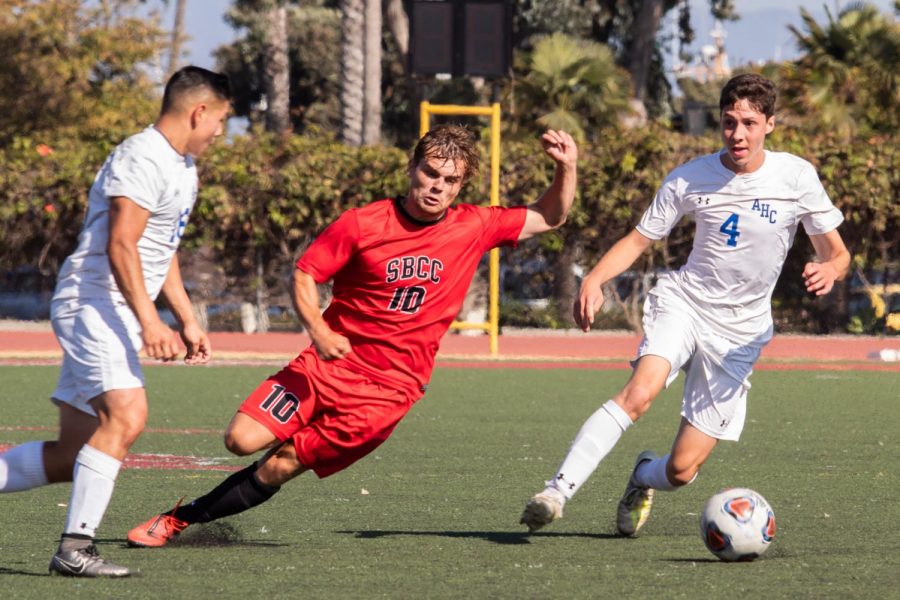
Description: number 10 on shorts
259,384,299,424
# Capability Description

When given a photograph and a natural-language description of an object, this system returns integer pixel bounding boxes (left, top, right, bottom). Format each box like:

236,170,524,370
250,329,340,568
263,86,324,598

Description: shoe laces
148,496,187,536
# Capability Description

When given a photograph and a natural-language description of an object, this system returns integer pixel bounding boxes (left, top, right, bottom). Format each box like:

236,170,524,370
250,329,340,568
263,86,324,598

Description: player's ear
190,103,208,128
765,115,775,135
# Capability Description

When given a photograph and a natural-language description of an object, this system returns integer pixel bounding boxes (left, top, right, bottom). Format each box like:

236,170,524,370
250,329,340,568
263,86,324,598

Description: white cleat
520,489,565,533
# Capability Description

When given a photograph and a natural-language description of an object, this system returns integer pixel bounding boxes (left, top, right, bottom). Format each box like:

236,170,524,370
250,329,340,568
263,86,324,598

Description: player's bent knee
223,431,259,456
105,410,147,448
618,385,655,421
223,413,277,456
666,460,700,487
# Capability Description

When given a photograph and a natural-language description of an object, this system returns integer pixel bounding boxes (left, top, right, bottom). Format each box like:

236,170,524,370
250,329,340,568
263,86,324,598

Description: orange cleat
127,498,190,548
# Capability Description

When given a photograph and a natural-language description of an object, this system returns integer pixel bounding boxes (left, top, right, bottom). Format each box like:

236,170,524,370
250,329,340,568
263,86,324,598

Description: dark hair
719,73,776,118
161,66,232,114
409,124,480,183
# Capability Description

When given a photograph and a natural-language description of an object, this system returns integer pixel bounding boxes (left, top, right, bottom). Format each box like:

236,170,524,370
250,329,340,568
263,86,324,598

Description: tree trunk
166,0,187,78
384,0,408,57
340,0,365,146
362,0,382,145
553,239,578,328
384,0,419,140
625,0,664,104
262,3,291,134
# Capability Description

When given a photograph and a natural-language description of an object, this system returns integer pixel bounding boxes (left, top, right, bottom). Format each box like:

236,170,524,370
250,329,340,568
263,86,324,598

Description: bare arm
574,229,656,331
108,197,181,361
158,256,211,365
518,130,578,241
804,229,850,296
292,268,351,360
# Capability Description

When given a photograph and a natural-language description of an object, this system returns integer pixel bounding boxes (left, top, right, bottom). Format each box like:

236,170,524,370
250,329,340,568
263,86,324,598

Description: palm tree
516,32,631,141
340,0,381,146
362,0,381,145
783,3,899,137
340,0,365,146
166,0,187,78
262,1,291,133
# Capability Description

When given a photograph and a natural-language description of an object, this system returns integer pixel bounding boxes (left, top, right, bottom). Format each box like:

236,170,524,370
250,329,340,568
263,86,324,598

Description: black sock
170,463,280,524
58,533,92,553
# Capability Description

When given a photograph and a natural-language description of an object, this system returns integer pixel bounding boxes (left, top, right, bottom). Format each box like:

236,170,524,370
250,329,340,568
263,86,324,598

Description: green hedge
2,126,896,332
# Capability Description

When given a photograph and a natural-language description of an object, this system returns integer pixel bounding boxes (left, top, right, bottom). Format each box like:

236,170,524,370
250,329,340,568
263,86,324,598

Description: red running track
1,328,898,370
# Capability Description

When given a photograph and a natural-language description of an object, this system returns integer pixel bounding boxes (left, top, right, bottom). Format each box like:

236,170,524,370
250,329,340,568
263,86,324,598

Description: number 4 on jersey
719,213,740,247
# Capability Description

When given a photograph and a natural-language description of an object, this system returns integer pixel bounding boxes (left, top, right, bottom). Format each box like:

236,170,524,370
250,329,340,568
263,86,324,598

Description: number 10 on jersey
388,286,426,314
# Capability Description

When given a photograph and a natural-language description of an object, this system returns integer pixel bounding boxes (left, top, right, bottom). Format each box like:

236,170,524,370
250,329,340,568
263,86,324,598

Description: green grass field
0,365,898,599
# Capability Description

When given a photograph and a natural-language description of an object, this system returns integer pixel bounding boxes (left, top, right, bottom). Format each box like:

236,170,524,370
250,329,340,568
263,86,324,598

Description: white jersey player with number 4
520,74,850,537
639,149,843,346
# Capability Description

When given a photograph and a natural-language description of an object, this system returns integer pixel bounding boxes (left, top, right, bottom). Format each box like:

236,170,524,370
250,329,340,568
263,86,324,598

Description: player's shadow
0,566,46,577
108,523,287,549
338,530,619,545
663,557,720,564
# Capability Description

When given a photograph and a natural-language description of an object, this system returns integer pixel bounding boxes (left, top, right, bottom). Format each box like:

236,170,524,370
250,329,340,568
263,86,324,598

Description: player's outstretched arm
574,229,655,331
292,268,351,360
159,255,211,365
804,229,850,296
518,130,578,241
108,196,182,361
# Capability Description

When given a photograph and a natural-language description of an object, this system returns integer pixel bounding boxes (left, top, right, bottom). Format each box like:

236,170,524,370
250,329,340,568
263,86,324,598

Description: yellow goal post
419,101,502,355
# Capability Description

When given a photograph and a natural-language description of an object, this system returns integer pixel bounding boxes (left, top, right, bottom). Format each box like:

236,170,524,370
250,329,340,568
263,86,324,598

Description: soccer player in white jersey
0,66,230,577
520,73,850,536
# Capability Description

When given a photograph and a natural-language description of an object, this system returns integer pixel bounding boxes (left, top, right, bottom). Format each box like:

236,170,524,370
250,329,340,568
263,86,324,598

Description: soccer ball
700,488,776,562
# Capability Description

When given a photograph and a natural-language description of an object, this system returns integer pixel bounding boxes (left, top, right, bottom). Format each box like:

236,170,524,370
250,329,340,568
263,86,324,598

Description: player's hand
540,129,578,167
180,321,211,365
802,261,839,296
311,329,352,360
573,275,605,332
141,318,182,361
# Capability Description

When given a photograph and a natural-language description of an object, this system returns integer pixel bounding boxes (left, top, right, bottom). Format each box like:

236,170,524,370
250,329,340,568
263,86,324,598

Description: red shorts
238,351,418,478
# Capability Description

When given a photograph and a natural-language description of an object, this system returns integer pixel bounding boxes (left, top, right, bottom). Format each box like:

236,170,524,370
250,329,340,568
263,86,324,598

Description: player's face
404,156,466,221
186,100,230,157
719,99,774,174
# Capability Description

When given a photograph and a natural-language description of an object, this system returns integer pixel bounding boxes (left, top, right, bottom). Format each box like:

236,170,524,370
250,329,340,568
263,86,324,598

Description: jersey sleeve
479,206,527,251
795,163,843,235
296,210,360,283
635,175,690,240
102,141,165,211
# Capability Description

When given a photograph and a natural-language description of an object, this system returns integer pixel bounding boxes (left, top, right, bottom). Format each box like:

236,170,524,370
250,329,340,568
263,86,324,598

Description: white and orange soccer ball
700,487,776,562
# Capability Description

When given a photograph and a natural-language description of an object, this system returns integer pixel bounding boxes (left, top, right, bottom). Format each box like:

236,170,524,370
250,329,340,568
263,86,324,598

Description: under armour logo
557,473,576,490
80,522,88,529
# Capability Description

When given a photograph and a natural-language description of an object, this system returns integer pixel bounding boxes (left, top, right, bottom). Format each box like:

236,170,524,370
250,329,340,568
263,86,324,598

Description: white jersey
637,150,843,344
52,126,198,304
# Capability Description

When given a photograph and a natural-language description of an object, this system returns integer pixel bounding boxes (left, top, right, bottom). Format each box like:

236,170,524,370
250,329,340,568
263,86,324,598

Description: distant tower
681,18,732,83
709,20,731,79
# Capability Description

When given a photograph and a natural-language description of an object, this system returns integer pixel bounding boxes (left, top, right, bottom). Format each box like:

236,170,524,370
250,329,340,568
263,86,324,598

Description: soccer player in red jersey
127,125,578,547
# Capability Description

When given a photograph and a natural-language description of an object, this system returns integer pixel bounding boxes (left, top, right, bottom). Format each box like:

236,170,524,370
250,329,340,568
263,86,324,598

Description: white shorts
637,290,764,441
50,298,144,416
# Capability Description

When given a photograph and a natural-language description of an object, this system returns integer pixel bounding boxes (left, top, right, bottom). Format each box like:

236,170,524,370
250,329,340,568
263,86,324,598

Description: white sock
547,400,633,500
633,454,679,491
0,441,48,492
63,445,121,538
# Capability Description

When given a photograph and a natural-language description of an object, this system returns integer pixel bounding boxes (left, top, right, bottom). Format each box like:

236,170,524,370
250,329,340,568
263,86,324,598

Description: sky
161,0,897,71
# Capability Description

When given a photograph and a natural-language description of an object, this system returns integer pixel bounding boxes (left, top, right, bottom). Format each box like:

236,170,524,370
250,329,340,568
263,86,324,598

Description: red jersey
297,197,526,396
